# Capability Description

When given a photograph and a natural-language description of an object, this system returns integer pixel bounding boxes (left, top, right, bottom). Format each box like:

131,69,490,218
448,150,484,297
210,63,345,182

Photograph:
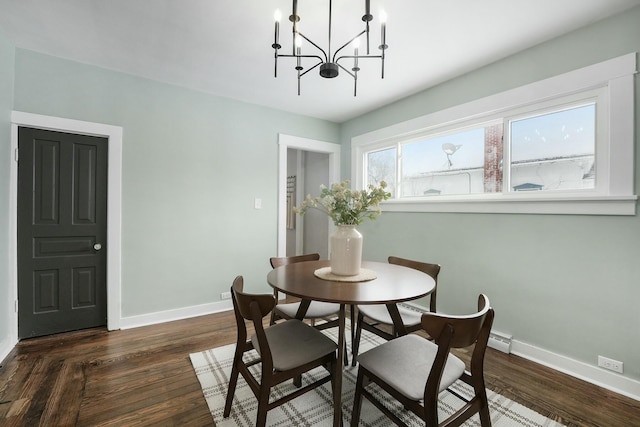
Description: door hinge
14,300,18,313
14,148,18,162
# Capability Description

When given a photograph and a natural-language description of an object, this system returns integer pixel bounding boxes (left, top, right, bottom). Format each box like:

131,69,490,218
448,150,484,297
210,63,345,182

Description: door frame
9,111,123,342
277,134,340,257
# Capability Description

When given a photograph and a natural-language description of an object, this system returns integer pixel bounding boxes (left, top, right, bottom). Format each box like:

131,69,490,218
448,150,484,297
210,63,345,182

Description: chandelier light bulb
379,10,387,23
274,9,282,22
295,35,303,48
352,38,360,49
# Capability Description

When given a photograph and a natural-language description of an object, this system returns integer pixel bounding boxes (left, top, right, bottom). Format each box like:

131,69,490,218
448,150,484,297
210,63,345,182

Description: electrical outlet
598,355,623,373
220,291,231,300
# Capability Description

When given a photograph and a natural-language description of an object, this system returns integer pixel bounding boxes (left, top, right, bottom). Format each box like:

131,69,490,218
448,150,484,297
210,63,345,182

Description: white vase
330,225,363,276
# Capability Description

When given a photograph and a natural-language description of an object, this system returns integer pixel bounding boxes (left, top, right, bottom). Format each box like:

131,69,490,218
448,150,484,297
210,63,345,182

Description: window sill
382,194,638,215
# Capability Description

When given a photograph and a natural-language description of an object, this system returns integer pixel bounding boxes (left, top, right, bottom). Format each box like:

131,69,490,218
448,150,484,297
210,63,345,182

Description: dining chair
350,294,494,427
351,256,441,366
224,276,339,427
270,253,349,366
269,253,342,330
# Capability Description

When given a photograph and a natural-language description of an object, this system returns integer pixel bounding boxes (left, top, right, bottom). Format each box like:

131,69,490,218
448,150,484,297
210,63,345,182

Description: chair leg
344,341,349,365
293,374,302,388
223,354,241,417
351,311,364,367
256,386,271,427
478,389,491,426
330,357,340,423
350,368,365,427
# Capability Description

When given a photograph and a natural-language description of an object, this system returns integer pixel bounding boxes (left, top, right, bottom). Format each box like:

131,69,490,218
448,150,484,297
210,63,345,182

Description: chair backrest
420,294,494,402
270,253,320,268
388,256,441,312
421,294,492,349
230,276,278,370
231,276,276,321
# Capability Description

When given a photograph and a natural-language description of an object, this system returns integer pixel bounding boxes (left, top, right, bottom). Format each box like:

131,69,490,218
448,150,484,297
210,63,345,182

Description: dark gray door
17,127,108,339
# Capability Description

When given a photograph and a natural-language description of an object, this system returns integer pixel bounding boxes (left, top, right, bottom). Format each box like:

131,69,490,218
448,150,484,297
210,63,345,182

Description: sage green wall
12,49,340,317
0,29,15,355
342,7,640,382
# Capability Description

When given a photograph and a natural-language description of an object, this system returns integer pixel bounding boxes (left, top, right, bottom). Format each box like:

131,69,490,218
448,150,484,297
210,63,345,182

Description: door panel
18,127,108,339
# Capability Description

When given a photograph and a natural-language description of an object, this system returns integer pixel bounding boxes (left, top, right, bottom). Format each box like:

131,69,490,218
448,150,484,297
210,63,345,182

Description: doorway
277,134,341,257
17,127,108,338
9,111,123,342
286,149,330,257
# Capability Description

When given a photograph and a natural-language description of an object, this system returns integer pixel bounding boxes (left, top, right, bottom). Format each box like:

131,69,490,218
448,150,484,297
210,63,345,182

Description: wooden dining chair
350,294,494,427
269,253,341,330
270,253,349,366
351,256,441,366
224,276,339,427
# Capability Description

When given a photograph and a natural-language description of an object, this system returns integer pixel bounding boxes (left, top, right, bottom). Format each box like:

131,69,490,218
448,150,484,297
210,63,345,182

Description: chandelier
271,0,388,96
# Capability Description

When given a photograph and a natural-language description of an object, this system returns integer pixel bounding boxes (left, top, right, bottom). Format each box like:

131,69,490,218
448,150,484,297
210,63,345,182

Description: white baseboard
0,336,18,365
512,340,640,401
119,300,233,330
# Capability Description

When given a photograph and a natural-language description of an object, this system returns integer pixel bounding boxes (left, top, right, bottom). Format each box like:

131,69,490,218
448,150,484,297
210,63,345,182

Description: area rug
190,323,565,426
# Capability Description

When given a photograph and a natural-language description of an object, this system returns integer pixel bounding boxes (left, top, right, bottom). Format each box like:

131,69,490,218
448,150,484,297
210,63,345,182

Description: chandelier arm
335,54,382,62
297,32,328,63
332,30,366,63
299,61,324,78
335,62,355,79
277,54,324,62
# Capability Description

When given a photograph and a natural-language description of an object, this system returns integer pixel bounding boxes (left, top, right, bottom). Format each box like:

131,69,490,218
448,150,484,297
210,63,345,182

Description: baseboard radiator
488,331,512,354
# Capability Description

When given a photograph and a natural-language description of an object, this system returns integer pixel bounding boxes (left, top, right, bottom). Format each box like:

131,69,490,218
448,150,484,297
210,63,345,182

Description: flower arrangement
294,180,391,226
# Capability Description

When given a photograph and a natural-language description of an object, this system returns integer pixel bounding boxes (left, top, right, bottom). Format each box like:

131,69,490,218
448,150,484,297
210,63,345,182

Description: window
397,124,501,197
508,103,596,193
352,53,637,215
367,147,397,197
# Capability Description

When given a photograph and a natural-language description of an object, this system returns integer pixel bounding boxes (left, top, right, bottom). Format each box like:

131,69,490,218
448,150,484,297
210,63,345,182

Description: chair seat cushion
358,304,423,326
275,301,340,319
251,319,338,371
357,334,465,401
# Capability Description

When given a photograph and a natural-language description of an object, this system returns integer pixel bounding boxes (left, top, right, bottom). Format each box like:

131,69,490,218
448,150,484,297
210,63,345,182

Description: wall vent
488,331,512,354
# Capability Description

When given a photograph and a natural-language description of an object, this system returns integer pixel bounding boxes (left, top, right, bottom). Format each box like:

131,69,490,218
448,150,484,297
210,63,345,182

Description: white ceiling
1,0,639,123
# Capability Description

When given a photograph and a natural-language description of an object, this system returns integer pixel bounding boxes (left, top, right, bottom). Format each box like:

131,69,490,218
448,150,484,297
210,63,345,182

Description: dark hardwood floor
1,309,639,426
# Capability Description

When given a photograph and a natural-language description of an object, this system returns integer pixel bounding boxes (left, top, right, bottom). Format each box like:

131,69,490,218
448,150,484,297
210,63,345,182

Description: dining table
266,259,436,427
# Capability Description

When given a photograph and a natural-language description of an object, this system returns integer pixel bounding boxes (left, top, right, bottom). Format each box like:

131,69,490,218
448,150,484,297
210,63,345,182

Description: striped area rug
190,323,565,426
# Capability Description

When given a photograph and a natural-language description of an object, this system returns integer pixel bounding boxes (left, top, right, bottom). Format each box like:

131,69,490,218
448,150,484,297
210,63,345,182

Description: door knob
94,243,102,251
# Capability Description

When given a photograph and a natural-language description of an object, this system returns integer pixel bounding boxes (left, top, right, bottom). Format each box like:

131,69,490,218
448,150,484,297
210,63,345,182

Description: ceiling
1,0,639,123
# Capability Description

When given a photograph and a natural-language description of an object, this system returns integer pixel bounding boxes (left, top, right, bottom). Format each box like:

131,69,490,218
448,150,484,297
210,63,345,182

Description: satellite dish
442,143,460,155
442,143,462,168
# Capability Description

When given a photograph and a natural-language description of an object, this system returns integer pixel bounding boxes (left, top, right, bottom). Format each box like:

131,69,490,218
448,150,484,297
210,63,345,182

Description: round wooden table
267,259,436,426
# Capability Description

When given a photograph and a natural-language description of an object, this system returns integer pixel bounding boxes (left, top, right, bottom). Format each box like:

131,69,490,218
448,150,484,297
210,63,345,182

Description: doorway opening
277,134,341,257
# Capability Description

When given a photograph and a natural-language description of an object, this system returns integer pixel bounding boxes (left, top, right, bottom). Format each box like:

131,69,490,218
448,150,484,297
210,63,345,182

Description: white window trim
352,53,637,215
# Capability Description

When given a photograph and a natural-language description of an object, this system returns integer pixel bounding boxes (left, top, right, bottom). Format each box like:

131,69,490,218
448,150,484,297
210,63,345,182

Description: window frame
352,53,637,215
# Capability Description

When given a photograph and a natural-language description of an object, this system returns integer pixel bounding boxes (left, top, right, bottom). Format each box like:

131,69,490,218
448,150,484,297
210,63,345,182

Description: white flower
293,180,391,226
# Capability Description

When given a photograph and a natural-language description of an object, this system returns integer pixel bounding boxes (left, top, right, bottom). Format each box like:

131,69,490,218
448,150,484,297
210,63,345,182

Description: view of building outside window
510,103,596,191
365,103,596,197
400,127,492,197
